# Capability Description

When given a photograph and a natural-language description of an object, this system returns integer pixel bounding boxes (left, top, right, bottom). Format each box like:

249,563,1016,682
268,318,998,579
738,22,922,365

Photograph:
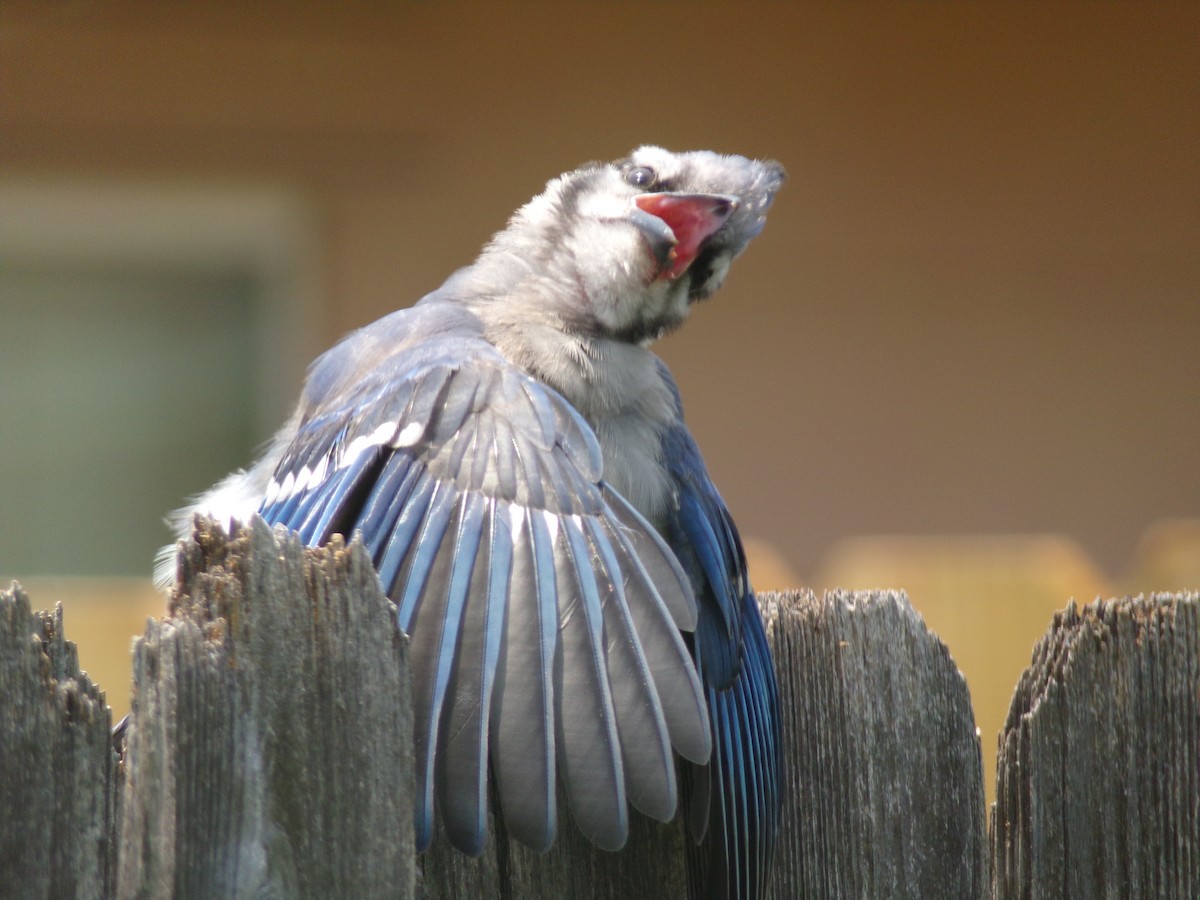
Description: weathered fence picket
992,595,1200,899
764,589,988,898
116,518,414,899
0,591,116,900
1,518,1196,899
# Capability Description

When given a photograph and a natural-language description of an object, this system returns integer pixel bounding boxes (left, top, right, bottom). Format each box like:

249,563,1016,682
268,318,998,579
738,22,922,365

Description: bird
157,146,785,899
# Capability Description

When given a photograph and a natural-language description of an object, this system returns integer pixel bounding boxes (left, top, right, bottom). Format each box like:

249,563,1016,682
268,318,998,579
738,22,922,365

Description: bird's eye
625,166,657,189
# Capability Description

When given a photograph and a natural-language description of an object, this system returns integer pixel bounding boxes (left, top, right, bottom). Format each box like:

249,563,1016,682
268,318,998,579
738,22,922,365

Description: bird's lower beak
633,193,738,280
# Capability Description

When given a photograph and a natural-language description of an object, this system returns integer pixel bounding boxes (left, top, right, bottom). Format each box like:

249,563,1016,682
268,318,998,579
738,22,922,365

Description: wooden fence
1,517,1196,899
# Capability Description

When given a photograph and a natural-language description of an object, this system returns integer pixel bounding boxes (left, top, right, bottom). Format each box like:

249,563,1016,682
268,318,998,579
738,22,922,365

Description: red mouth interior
634,193,734,279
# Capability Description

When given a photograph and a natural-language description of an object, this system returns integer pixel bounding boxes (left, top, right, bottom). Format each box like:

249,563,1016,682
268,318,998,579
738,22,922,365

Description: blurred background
2,2,1197,801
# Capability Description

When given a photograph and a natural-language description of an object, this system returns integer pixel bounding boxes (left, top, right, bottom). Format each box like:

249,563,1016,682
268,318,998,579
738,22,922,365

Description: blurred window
0,180,318,580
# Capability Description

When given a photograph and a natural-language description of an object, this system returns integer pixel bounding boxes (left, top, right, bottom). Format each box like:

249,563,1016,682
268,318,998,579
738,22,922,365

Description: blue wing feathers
490,508,557,851
519,379,558,446
441,414,478,476
295,450,376,544
407,498,463,850
554,516,627,851
677,490,732,616
373,468,436,613
395,478,457,632
604,490,697,631
675,488,742,691
431,367,480,441
429,492,488,853
590,522,677,823
488,417,518,498
481,503,512,703
264,477,308,528
435,541,492,854
356,454,419,559
509,433,547,509
468,413,497,489
405,365,454,434
541,448,577,516
430,493,486,726
253,331,753,881
590,514,711,765
661,418,781,900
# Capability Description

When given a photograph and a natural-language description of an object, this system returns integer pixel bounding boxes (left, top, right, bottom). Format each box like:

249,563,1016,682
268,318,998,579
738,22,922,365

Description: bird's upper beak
631,193,738,280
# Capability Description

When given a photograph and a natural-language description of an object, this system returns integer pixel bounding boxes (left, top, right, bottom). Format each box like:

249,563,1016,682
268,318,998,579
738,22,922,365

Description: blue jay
159,147,784,899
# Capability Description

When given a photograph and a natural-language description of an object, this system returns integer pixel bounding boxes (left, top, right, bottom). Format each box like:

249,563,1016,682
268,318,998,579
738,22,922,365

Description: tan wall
4,0,1197,580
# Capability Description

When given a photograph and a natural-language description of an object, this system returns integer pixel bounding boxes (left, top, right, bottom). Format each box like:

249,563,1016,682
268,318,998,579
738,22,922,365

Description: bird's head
479,147,785,345
617,146,786,303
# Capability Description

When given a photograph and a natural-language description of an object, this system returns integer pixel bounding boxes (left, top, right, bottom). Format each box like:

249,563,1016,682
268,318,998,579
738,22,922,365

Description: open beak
632,192,738,280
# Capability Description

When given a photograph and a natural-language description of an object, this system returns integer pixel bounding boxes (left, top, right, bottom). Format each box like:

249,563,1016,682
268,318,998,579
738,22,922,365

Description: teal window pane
0,263,261,577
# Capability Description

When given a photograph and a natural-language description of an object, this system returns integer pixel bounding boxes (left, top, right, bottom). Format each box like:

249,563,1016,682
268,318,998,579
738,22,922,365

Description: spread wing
661,411,782,900
258,326,711,856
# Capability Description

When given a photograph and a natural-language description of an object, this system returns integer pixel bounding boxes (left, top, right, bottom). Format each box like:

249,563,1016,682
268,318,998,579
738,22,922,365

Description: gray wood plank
0,586,116,900
992,592,1200,900
116,516,415,899
763,589,988,900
